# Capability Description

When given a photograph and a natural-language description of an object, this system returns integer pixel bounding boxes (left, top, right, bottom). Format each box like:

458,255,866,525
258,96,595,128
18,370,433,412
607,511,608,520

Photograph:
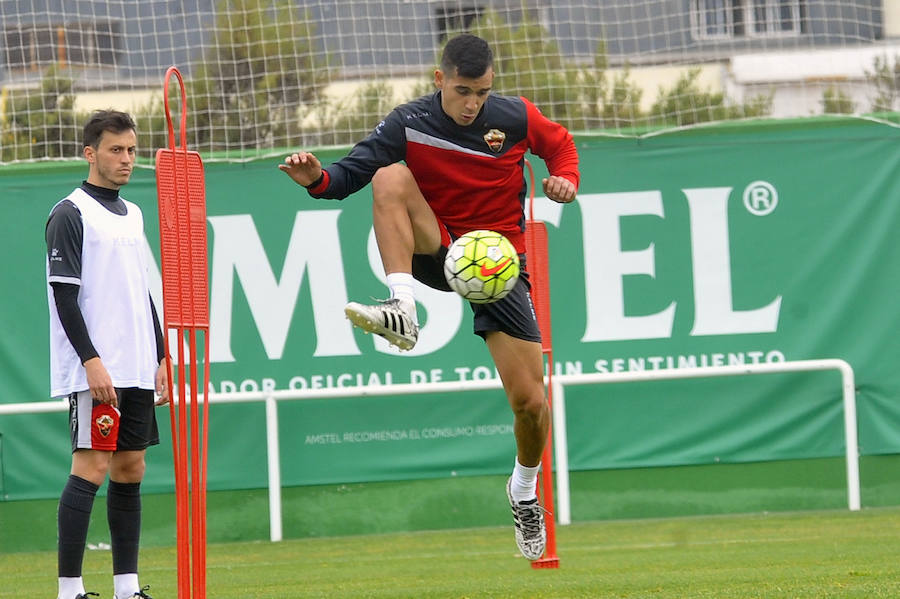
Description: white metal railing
549,359,859,524
204,378,508,540
0,379,507,542
0,359,858,541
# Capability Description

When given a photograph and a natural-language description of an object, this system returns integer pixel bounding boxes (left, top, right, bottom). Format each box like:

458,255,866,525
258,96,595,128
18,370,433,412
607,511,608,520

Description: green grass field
4,458,899,598
4,507,900,598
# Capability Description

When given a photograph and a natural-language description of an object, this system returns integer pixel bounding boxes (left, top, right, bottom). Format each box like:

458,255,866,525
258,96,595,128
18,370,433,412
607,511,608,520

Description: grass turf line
2,507,899,598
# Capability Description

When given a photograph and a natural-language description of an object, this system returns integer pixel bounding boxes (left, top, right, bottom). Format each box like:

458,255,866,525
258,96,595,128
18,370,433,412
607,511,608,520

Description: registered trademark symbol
743,181,778,216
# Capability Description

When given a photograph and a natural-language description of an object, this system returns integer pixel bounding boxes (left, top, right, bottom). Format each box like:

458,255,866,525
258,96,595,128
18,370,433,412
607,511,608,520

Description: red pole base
531,556,561,569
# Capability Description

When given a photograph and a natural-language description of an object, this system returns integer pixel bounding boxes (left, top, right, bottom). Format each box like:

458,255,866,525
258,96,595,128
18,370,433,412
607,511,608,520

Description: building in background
0,0,897,154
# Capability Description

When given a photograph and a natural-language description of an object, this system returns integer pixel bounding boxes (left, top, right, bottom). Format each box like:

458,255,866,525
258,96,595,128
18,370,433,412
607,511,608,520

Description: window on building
691,0,802,39
3,21,122,70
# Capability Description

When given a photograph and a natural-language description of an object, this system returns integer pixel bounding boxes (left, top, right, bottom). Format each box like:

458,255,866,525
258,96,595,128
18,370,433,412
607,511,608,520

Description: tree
649,68,772,127
866,54,900,114
309,82,401,147
821,87,855,115
183,0,329,152
468,9,596,130
0,67,84,162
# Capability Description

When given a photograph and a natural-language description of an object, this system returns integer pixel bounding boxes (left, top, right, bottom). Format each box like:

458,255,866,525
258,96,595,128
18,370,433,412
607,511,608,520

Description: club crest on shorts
483,129,506,153
96,414,115,437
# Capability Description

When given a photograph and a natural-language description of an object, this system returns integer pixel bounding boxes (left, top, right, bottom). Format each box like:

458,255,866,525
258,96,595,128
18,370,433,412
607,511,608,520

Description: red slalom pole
168,328,190,597
524,159,560,569
156,66,211,598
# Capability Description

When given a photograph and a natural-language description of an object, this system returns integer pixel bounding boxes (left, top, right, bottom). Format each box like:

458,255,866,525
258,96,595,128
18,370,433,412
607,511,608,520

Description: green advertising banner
1,117,899,500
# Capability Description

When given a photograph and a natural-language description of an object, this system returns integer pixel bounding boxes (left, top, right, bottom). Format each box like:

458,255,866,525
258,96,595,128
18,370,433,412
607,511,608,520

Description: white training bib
47,188,157,397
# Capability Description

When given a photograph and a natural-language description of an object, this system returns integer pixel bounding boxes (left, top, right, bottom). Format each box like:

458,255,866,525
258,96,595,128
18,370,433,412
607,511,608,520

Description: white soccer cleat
344,298,419,351
506,477,547,561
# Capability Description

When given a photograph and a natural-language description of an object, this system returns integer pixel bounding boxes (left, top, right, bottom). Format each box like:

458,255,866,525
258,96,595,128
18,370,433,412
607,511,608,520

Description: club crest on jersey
96,414,115,437
483,129,506,153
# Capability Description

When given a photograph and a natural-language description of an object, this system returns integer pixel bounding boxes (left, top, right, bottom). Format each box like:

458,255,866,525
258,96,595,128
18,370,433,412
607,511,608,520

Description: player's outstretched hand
543,175,577,204
279,151,323,187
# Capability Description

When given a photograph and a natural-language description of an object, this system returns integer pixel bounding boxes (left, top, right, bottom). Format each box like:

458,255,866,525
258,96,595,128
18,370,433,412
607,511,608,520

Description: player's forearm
523,99,581,190
310,119,405,200
548,146,580,190
536,134,580,191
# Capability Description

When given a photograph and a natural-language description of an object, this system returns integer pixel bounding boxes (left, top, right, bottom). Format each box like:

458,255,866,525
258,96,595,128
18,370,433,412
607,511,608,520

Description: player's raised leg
344,163,442,350
485,331,550,560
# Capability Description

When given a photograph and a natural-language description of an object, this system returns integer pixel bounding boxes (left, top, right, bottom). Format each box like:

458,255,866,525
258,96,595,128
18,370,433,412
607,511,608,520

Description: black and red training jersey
307,90,580,253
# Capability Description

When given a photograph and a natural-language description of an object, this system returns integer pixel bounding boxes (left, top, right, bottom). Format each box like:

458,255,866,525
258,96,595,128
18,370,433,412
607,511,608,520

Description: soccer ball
443,230,520,304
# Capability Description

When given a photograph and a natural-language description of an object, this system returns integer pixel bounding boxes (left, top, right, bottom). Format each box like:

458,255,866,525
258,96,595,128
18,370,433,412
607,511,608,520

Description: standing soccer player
46,110,168,599
280,34,579,561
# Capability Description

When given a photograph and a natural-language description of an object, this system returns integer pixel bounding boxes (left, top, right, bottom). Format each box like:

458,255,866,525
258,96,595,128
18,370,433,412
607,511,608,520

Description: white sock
510,458,540,503
386,272,415,304
113,573,139,599
386,272,417,323
58,577,85,599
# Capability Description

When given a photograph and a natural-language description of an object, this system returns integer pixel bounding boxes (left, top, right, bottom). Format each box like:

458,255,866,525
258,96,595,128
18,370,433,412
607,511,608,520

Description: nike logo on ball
480,257,512,277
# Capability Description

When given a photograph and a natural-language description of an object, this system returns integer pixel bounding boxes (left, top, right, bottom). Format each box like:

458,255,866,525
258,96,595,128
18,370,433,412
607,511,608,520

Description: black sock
107,480,142,575
58,474,99,577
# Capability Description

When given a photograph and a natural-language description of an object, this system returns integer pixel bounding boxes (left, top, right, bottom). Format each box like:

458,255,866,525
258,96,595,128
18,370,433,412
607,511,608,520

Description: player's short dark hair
440,34,493,79
83,110,136,148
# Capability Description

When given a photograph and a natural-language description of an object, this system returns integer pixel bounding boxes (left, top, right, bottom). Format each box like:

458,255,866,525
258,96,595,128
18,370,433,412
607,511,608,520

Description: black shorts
412,247,542,343
68,387,160,452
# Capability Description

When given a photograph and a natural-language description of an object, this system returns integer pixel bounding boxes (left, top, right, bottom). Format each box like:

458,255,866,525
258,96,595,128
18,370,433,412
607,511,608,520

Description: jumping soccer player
279,34,579,561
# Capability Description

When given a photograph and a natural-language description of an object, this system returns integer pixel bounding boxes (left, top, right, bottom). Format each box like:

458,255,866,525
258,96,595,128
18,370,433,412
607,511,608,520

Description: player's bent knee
372,163,417,199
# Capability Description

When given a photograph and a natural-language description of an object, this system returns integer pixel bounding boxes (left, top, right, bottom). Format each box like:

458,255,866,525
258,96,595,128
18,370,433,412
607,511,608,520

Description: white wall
885,0,900,38
724,44,900,116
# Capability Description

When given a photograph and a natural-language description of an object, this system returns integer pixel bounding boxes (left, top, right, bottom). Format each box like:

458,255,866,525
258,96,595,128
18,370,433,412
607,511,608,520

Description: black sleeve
312,110,407,200
46,200,83,283
149,294,165,363
50,282,99,364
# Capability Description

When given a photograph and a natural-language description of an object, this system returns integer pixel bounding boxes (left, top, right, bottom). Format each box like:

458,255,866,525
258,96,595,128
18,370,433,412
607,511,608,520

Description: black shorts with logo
412,247,542,343
68,387,160,452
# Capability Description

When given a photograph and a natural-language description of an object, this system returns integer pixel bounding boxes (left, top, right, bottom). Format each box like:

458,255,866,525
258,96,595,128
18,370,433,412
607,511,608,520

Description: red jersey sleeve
522,97,581,191
306,170,331,196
